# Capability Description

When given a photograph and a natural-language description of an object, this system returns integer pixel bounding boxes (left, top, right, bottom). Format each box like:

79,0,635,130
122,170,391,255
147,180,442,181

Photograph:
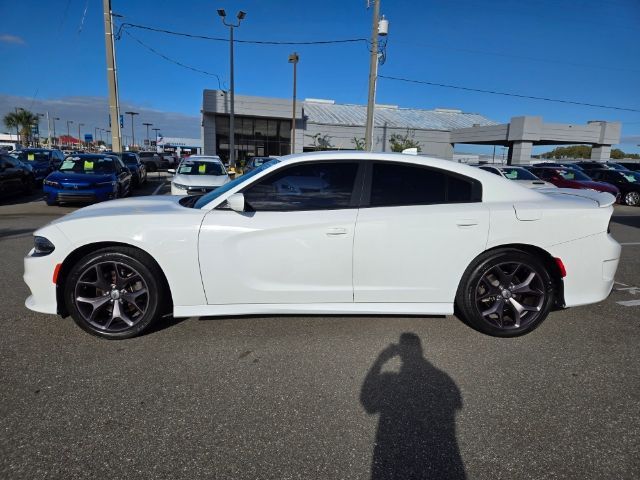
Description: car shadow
360,332,466,479
0,191,44,206
143,314,187,336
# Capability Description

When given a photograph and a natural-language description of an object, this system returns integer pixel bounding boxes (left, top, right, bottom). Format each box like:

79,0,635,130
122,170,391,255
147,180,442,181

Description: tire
455,248,555,337
624,191,640,207
64,247,167,339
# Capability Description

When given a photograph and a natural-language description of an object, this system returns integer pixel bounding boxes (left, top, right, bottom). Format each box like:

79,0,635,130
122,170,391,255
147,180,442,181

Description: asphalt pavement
0,186,638,480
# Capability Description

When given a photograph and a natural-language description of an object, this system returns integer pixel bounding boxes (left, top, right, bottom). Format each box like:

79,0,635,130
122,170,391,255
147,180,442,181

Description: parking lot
1,187,639,479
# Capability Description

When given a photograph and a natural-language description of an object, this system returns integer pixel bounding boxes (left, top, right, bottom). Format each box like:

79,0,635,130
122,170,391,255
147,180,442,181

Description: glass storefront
215,115,291,165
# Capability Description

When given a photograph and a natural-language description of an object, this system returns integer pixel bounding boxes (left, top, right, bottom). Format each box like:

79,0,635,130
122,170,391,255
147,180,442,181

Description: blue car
118,152,147,187
9,148,65,183
43,154,132,206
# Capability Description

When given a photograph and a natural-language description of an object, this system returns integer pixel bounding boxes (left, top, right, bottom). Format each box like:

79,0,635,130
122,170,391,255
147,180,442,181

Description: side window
370,162,480,207
242,162,359,211
480,167,501,176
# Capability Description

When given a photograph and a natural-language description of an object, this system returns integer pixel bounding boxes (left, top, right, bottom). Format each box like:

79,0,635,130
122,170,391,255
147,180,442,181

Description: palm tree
3,109,38,146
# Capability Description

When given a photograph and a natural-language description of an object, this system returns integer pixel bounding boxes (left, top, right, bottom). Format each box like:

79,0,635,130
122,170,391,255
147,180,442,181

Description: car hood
172,174,229,188
46,171,114,183
50,195,187,225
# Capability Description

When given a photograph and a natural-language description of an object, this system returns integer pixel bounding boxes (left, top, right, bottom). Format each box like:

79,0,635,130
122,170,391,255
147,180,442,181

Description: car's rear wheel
624,191,640,206
455,249,555,337
64,247,165,339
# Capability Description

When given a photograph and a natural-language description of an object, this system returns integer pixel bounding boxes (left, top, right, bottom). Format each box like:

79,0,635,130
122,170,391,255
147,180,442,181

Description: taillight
554,258,567,278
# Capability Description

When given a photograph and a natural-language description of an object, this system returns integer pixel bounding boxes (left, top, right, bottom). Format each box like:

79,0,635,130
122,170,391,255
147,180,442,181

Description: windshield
10,150,49,162
499,167,539,181
556,169,591,181
194,159,280,209
58,157,115,174
121,154,138,165
177,160,225,176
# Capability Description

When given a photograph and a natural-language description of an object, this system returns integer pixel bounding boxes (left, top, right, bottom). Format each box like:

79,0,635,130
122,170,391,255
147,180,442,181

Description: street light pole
124,111,139,150
78,123,84,149
66,120,73,147
103,0,122,152
52,117,59,146
143,122,153,150
152,128,160,152
288,52,299,154
364,2,388,151
217,9,246,169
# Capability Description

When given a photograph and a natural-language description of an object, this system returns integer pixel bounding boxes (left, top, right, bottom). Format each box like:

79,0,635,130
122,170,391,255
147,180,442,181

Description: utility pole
364,0,380,151
103,0,122,152
152,127,160,151
143,122,152,150
217,9,246,169
288,52,299,154
52,117,59,146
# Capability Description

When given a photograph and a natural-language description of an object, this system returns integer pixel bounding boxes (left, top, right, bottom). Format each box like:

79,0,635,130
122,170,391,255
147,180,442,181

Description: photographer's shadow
360,333,466,480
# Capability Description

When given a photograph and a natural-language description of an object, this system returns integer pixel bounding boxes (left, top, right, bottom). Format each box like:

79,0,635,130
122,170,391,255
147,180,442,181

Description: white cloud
0,34,26,45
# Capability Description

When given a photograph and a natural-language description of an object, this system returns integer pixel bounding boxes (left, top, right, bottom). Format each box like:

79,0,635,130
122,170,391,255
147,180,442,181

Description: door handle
326,227,347,236
456,219,478,227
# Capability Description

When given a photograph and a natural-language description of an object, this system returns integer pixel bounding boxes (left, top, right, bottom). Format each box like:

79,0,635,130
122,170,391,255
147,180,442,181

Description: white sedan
24,152,620,339
169,155,229,195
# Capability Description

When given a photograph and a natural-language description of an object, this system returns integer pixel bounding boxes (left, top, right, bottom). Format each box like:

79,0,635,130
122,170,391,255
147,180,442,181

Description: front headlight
43,179,60,187
173,183,188,190
33,236,55,256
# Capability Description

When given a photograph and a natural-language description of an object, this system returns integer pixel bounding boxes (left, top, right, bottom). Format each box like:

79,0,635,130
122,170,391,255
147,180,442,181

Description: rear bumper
547,232,621,307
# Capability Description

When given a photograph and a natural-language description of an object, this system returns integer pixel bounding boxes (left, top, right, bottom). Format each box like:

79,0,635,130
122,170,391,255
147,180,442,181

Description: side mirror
227,192,245,212
167,168,176,174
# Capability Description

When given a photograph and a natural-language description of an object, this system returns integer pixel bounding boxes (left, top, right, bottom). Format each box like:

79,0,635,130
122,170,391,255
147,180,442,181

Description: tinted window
370,163,479,207
243,162,359,211
480,167,502,176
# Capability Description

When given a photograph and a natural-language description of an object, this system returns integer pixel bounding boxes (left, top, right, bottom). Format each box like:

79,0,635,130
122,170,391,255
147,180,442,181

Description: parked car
588,169,640,206
9,148,65,183
573,161,629,173
0,153,35,197
528,166,620,200
478,165,555,189
169,155,229,195
25,152,620,340
244,156,278,174
118,152,147,187
530,162,584,170
42,154,132,206
138,151,168,172
614,162,640,172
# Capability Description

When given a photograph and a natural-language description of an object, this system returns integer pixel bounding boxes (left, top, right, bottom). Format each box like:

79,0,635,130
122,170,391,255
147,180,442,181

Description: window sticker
199,164,206,173
622,173,636,182
28,153,35,161
504,171,518,179
61,159,75,169
84,160,94,170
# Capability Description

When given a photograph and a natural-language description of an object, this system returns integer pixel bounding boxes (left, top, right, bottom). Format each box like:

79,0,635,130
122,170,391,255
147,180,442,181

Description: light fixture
217,9,226,17
237,10,246,20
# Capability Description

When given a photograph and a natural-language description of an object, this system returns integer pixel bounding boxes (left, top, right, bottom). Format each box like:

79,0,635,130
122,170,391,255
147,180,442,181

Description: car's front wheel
624,191,640,206
455,249,555,337
64,247,166,339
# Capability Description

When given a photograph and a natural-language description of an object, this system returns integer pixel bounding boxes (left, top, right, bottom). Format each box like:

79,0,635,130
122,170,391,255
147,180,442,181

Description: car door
115,158,131,193
198,160,363,305
353,161,489,304
0,155,22,194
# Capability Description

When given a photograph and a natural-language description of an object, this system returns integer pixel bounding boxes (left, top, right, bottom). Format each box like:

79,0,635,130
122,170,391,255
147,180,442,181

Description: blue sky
1,0,639,152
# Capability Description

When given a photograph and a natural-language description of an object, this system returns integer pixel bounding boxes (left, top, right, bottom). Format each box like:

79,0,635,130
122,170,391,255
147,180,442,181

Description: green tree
3,109,38,146
306,133,333,151
389,130,421,152
351,137,365,150
610,148,625,160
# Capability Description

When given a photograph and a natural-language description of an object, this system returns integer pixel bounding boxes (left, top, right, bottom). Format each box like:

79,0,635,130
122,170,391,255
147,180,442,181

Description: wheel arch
463,243,565,309
55,241,173,317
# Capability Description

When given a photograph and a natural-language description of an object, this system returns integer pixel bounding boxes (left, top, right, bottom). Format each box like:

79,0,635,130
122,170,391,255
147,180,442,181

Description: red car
529,167,620,201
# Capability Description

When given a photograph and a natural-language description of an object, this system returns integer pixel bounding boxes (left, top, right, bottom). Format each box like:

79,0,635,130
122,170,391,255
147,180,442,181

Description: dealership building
201,89,621,164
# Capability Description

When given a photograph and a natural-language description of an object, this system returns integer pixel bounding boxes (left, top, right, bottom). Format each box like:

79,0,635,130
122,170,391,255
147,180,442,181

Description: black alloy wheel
65,247,166,339
456,249,555,337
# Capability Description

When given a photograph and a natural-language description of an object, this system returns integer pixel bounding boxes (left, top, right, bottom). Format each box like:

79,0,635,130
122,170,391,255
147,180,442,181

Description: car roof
66,154,115,159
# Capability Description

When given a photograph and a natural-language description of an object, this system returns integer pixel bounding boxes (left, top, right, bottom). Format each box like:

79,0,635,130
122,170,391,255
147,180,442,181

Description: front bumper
548,232,621,308
171,184,217,196
44,184,116,204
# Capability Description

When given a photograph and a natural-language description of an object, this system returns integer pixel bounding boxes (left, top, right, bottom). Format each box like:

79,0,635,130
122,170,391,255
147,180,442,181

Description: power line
117,22,369,46
378,75,640,113
123,30,223,89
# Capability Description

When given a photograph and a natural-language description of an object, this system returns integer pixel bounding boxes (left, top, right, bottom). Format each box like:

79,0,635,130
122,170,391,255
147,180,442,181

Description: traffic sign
84,134,93,142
